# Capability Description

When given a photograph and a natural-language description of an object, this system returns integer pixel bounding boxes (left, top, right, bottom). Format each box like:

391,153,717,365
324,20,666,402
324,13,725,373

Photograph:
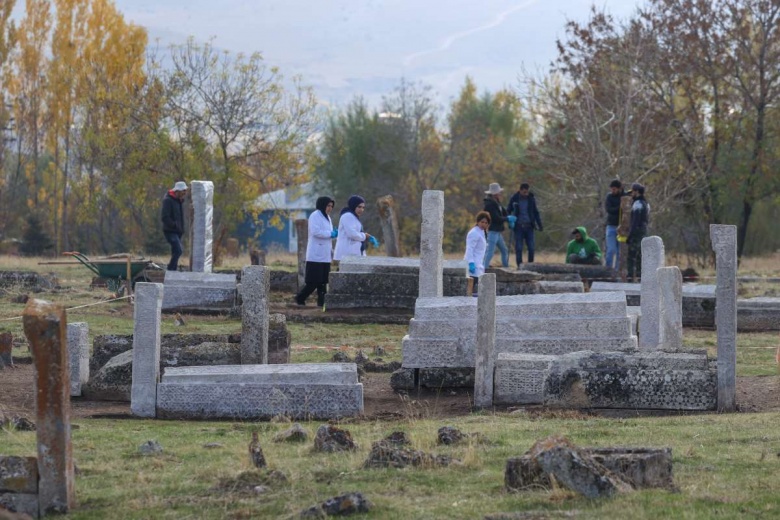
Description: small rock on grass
300,492,372,518
274,423,309,443
249,432,267,468
313,424,357,453
203,442,224,449
138,440,163,456
331,352,352,363
0,415,36,432
364,442,457,469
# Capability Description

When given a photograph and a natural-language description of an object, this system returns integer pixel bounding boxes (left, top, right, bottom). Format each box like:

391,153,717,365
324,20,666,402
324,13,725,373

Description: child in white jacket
464,211,491,294
334,195,375,261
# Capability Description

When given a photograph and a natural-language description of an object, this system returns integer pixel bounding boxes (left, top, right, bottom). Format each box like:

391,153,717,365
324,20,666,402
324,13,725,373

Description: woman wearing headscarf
294,196,337,307
333,195,374,261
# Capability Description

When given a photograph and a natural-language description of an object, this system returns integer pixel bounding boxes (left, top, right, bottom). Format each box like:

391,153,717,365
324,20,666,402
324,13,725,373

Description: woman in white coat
464,211,490,295
333,195,374,261
295,196,336,306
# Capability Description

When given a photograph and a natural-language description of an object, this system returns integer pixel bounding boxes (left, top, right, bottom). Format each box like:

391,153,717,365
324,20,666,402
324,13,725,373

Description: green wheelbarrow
63,252,156,294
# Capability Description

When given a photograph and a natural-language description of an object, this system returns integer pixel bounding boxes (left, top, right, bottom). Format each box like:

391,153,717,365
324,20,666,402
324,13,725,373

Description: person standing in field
464,211,490,295
294,196,337,307
161,181,187,271
507,182,543,267
626,183,650,282
604,179,627,269
482,183,509,270
334,195,375,261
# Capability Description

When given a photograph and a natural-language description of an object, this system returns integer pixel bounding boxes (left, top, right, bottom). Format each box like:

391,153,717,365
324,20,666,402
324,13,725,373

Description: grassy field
2,253,780,518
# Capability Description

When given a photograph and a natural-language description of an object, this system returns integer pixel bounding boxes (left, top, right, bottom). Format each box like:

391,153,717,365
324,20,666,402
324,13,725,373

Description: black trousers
295,261,331,306
627,231,646,281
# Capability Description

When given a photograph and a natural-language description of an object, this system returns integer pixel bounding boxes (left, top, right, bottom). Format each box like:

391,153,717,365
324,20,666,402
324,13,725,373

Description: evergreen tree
20,213,54,256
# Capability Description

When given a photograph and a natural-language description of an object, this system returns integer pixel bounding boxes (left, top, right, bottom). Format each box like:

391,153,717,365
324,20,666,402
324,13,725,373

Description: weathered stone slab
131,283,163,418
0,456,38,494
325,293,418,310
658,267,683,349
522,262,618,281
377,195,402,257
474,274,496,408
486,268,542,283
409,317,632,339
419,190,445,298
0,271,56,290
163,271,236,289
588,447,674,490
329,272,421,296
161,363,358,385
711,224,737,412
161,285,237,311
82,350,133,401
22,299,75,514
498,336,638,355
336,255,468,276
190,180,214,273
402,337,467,368
640,236,665,348
67,322,89,397
494,351,716,410
419,368,474,388
241,266,270,365
538,281,584,294
0,492,39,518
156,383,363,419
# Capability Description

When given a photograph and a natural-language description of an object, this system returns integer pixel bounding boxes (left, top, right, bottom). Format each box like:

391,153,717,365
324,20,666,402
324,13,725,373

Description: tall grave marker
190,180,214,273
130,283,164,417
474,273,497,408
639,236,665,348
241,265,270,364
657,266,683,349
711,224,737,412
419,190,444,298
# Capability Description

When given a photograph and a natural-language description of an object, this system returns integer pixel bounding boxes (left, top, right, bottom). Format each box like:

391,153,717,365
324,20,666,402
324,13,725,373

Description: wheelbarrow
63,252,156,294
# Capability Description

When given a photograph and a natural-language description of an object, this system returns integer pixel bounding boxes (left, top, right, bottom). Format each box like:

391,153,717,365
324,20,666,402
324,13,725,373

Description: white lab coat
464,226,487,277
306,210,334,263
334,211,366,261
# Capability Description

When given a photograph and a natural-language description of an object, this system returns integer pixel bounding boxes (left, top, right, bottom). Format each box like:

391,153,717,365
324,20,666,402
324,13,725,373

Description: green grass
684,329,778,377
4,412,780,519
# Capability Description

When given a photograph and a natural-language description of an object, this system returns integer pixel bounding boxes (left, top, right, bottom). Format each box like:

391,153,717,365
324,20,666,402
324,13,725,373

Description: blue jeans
514,225,535,265
164,232,183,271
484,231,509,269
605,225,618,269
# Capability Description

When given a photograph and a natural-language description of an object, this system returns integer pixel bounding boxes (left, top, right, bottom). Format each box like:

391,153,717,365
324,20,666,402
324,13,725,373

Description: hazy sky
68,1,645,108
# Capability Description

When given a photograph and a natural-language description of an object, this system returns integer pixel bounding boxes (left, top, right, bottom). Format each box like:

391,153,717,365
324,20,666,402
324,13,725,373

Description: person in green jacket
566,226,602,265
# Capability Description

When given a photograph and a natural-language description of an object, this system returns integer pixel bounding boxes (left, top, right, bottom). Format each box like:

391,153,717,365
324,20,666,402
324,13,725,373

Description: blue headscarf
340,195,365,218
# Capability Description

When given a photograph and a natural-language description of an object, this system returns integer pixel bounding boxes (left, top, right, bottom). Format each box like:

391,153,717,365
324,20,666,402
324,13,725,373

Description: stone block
163,271,236,289
485,268,542,283
495,281,540,296
588,447,674,490
67,322,89,397
131,283,163,418
640,236,665,348
190,180,214,273
161,285,237,311
336,255,467,276
0,456,38,493
325,293,418,310
161,363,358,385
498,336,637,355
328,272,420,296
82,350,133,401
474,273,497,407
496,317,633,338
402,337,471,368
390,368,416,390
522,262,618,281
156,382,363,420
419,367,475,388
0,492,39,518
419,191,444,298
241,265,270,365
538,281,584,294
737,298,780,332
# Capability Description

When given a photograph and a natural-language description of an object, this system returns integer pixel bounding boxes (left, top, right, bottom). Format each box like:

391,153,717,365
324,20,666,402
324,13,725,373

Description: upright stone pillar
474,273,497,408
190,180,214,273
711,224,737,412
657,267,683,349
22,299,75,515
67,322,89,397
377,195,401,257
295,219,308,291
130,283,163,418
639,236,665,348
241,265,270,364
419,190,444,298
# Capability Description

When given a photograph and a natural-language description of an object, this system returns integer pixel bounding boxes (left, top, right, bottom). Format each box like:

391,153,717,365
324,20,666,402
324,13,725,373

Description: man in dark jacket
161,181,188,271
604,180,626,269
627,182,650,281
482,182,509,269
507,182,543,266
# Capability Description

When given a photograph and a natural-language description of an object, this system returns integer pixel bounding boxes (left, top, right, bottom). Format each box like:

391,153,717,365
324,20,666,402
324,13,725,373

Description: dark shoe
293,297,305,306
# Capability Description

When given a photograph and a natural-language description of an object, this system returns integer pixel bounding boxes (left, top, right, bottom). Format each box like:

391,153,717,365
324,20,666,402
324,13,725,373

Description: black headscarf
315,196,335,218
340,195,365,218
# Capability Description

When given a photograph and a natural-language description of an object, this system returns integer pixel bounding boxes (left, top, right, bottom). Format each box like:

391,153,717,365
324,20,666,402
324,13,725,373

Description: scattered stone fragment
215,469,288,494
313,424,357,453
381,431,411,446
331,351,352,363
253,485,270,495
437,426,465,445
203,443,224,449
0,415,35,432
364,442,457,469
249,432,266,468
505,436,632,498
273,423,309,443
354,349,368,364
138,440,163,456
300,492,372,518
372,346,385,357
10,294,29,304
0,456,38,494
390,368,415,390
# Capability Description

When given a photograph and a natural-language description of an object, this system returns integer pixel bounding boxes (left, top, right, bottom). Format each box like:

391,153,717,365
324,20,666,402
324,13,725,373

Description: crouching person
465,211,490,296
566,226,602,265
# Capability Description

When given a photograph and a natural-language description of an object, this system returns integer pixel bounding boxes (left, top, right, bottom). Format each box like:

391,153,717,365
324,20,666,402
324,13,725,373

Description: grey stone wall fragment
474,273,496,408
639,236,665,348
711,224,737,412
241,265,270,364
130,283,163,418
190,180,214,273
658,267,683,349
419,190,444,298
67,322,89,397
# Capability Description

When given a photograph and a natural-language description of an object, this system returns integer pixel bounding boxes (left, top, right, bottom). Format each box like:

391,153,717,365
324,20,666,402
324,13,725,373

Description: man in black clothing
507,182,543,266
604,180,626,269
626,182,650,282
161,181,188,271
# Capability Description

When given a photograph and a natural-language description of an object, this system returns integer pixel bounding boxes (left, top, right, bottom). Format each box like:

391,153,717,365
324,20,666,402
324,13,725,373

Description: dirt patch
1,365,777,420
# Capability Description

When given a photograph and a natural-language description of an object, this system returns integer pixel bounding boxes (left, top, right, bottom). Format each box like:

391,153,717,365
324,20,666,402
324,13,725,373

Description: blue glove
468,262,476,275
507,215,517,229
330,229,338,238
369,236,379,248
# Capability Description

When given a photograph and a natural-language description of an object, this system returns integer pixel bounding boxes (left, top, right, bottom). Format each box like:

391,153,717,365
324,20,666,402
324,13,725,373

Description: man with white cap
161,181,188,271
482,182,510,270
